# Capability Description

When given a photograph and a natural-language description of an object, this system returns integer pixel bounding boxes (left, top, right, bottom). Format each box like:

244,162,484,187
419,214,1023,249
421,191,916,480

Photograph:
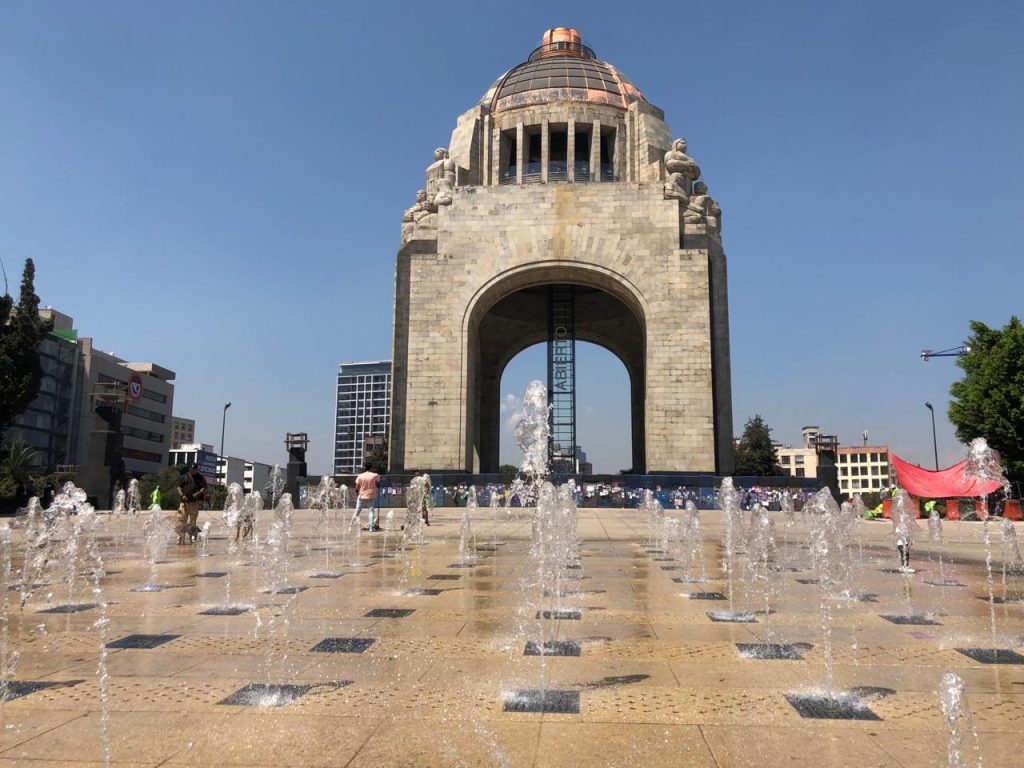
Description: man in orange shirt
352,462,382,532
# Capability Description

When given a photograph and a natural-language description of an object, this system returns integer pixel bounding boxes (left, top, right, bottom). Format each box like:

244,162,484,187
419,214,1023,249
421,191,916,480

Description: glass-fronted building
2,312,83,472
334,360,391,474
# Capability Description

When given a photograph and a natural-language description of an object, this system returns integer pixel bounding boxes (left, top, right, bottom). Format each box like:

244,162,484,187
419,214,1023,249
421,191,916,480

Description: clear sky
2,1,1021,474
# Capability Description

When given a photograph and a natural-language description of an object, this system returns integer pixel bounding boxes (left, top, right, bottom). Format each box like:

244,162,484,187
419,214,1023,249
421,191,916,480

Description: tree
138,466,188,510
366,436,389,474
733,415,784,476
0,259,53,432
498,464,519,476
948,316,1024,487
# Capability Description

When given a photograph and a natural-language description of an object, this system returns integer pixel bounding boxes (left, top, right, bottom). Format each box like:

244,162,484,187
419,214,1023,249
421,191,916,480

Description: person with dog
351,462,382,532
176,465,207,544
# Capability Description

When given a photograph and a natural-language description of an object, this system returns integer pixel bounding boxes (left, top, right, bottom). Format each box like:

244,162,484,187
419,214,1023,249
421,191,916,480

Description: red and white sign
127,372,144,402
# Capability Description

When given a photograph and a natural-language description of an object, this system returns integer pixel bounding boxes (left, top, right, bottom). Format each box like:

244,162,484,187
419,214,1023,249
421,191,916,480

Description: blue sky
2,2,1021,474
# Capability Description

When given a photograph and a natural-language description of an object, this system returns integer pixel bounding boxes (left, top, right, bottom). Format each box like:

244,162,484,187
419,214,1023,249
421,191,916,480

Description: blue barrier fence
302,474,821,511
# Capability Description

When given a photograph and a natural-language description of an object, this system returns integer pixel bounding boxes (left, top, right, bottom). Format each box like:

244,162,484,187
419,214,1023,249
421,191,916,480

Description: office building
171,417,195,449
3,308,175,504
837,445,892,496
775,426,822,479
2,309,82,473
168,443,218,483
335,360,391,474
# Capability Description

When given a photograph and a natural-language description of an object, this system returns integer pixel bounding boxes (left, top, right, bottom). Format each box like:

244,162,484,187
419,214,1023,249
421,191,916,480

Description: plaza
3,503,1022,767
1,8,1021,768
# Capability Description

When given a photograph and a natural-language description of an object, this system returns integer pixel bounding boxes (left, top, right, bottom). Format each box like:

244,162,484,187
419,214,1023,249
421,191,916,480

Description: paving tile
537,722,714,767
701,724,896,767
0,711,234,764
165,714,379,766
3,508,1023,767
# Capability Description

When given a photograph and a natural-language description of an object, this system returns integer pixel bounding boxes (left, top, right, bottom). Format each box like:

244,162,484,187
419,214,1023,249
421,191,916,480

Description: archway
499,342,632,473
465,271,646,473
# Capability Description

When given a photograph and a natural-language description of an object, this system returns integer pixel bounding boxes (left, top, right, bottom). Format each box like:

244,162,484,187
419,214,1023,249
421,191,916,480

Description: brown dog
177,523,201,545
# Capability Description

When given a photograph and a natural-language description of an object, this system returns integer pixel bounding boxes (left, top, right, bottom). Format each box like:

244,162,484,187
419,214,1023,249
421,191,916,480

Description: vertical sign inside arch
548,284,577,474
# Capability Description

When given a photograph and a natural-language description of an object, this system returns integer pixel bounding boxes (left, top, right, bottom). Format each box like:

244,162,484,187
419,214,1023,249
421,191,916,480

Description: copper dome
480,28,646,112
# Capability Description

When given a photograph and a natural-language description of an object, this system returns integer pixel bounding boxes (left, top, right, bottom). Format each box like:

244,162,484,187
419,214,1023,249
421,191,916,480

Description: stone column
482,113,491,186
541,118,549,183
567,118,575,182
515,122,524,185
591,120,602,182
491,124,501,185
615,121,626,182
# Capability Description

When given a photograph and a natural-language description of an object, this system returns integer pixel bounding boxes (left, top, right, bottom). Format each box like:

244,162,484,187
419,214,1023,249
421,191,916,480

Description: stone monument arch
390,27,733,474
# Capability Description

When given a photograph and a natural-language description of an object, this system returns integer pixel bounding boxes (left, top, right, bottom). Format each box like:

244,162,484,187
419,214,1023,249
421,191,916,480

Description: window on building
501,130,517,181
795,468,805,477
795,455,804,464
573,126,591,178
526,129,542,174
545,126,566,179
600,125,616,179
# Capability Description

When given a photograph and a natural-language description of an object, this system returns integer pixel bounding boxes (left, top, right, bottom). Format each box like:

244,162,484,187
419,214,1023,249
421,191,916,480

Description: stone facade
390,28,733,474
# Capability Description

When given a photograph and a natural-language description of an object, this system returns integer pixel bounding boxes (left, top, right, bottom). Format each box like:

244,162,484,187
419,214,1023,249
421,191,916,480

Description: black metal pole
220,402,231,481
925,402,938,470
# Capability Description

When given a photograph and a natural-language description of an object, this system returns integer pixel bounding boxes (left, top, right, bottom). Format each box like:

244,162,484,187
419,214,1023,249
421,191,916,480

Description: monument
390,27,733,474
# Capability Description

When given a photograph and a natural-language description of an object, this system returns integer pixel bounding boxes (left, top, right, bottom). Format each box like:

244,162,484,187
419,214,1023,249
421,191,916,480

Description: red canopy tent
890,453,1003,499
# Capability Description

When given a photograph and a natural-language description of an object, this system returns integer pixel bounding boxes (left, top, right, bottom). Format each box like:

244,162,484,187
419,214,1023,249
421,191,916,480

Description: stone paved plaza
3,507,1023,767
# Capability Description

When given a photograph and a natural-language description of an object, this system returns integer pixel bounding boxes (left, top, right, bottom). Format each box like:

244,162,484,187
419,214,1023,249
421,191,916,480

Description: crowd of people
357,478,820,511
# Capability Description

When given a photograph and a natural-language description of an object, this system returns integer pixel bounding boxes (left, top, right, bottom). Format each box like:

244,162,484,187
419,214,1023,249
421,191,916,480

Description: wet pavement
2,507,1022,766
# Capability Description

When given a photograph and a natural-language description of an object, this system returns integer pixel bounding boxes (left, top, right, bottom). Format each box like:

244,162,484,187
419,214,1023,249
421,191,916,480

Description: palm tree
0,439,41,484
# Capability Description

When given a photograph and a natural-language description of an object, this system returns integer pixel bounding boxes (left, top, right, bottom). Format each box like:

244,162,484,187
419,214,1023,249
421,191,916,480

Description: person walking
351,462,381,532
176,465,207,544
151,485,162,508
41,481,55,510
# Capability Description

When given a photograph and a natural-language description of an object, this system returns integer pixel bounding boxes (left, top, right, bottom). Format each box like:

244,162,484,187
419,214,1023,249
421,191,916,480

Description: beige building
74,340,175,505
775,426,822,479
171,417,195,449
3,309,175,503
390,27,733,474
837,445,892,496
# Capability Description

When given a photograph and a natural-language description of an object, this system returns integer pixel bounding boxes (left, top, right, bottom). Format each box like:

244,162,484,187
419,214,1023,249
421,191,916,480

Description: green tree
366,436,389,474
138,466,189,510
0,259,53,432
498,464,519,476
948,316,1024,487
733,415,784,476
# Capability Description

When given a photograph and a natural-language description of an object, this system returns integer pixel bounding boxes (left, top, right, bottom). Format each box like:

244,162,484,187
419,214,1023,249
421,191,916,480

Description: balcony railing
528,40,596,62
500,161,618,185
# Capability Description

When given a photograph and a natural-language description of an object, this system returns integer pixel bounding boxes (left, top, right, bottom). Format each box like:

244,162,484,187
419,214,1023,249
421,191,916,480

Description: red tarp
890,453,1003,499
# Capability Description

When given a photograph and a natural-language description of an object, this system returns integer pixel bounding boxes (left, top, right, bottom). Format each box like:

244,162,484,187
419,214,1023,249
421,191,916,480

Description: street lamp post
220,402,232,483
925,402,938,470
